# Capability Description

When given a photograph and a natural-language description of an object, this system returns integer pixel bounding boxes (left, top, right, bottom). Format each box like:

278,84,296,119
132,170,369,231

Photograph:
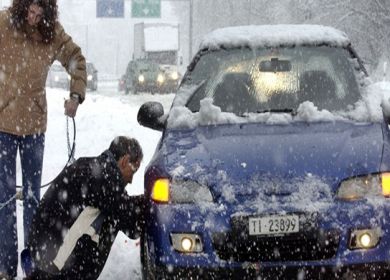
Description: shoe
0,272,11,280
21,248,35,278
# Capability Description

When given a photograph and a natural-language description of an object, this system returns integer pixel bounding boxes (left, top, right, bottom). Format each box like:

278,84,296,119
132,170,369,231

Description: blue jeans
0,132,45,277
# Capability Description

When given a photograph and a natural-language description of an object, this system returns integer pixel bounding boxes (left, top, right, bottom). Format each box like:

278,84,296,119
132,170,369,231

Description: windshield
133,61,160,73
184,46,361,116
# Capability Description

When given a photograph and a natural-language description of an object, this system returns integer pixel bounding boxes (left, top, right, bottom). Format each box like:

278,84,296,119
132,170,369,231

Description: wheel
141,232,156,280
92,80,98,91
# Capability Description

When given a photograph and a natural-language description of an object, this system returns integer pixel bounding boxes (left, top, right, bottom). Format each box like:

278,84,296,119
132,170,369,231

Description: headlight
151,178,213,203
68,75,71,80
170,71,179,80
336,173,390,201
157,73,165,84
138,74,145,83
87,74,93,81
54,76,59,82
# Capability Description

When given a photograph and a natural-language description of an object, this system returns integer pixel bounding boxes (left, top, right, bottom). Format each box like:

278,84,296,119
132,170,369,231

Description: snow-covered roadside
16,86,174,279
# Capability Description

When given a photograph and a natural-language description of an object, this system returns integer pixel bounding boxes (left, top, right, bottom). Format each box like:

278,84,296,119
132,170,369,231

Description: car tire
92,80,98,91
141,232,156,280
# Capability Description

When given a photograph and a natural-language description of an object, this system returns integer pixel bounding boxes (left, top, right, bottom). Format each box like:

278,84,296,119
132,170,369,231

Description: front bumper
145,201,390,279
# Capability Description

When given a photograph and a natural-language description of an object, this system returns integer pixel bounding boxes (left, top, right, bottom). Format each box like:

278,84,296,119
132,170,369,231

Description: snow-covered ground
16,82,175,279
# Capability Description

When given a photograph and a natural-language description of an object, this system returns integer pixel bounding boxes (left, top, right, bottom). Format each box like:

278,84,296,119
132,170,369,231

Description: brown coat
0,10,86,136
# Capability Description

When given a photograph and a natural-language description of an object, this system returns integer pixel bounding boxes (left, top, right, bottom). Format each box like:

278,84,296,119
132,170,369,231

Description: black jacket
28,150,144,274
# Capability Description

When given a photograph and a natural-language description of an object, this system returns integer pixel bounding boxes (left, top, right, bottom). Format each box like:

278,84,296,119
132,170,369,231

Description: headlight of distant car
157,73,165,84
67,75,71,80
170,71,179,80
138,74,145,83
336,173,390,201
151,178,213,203
54,75,59,82
87,74,93,81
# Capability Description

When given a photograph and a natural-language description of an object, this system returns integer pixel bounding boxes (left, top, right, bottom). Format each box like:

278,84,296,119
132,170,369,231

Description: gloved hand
64,97,79,117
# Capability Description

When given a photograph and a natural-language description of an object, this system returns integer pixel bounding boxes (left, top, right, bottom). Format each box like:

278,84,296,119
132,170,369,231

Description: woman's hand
64,97,79,117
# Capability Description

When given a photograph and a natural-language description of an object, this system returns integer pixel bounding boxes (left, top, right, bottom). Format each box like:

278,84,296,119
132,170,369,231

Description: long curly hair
9,0,58,44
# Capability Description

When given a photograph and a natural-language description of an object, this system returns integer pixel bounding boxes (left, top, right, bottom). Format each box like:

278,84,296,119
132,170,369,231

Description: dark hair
9,0,58,44
109,136,143,164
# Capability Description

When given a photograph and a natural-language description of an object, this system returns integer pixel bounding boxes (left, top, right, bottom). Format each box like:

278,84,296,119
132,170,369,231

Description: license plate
248,214,299,235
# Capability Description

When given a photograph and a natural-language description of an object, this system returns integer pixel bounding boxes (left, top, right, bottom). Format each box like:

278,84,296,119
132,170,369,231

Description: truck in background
133,22,181,70
120,22,182,94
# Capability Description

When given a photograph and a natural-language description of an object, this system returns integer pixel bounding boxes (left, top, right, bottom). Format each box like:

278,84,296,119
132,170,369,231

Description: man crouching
23,136,144,279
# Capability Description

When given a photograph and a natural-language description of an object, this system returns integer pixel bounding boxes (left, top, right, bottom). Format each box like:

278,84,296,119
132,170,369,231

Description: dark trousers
27,199,144,280
0,132,44,277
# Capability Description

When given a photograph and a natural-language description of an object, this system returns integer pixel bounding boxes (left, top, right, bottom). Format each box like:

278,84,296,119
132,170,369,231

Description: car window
184,46,361,115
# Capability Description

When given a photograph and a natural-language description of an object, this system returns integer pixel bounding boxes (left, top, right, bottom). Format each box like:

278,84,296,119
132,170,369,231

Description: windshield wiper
256,108,297,115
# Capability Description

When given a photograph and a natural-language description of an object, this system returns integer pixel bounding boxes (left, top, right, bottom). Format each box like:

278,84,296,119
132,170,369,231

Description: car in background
86,61,98,91
137,24,390,279
123,59,181,94
47,61,98,91
46,62,70,90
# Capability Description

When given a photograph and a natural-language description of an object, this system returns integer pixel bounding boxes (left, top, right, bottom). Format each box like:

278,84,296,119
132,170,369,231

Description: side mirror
137,102,165,131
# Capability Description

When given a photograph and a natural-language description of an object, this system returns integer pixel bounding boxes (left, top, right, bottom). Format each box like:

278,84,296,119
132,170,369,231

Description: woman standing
0,0,87,278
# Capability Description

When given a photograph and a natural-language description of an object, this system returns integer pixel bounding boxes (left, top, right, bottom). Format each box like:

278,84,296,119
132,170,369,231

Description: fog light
360,233,371,247
170,233,203,253
349,228,381,249
181,237,193,251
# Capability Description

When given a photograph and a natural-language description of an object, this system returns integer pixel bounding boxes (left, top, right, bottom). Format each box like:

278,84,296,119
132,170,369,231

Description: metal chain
0,193,18,211
66,116,76,164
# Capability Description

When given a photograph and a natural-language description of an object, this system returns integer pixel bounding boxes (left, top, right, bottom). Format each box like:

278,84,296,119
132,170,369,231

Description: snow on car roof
199,24,350,50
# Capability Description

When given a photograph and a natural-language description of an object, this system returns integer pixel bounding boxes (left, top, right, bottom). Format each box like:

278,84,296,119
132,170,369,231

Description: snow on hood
199,25,350,50
161,120,383,216
164,121,382,185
